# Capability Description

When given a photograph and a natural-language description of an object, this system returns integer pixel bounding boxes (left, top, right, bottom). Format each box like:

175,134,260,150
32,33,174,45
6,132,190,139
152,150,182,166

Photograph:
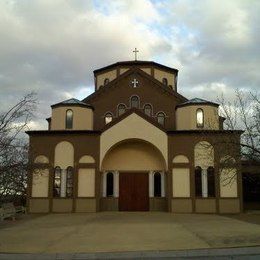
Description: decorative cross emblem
131,78,139,88
133,47,139,61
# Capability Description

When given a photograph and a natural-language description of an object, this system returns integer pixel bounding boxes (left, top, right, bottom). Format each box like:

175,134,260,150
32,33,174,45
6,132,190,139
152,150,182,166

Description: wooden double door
119,172,149,211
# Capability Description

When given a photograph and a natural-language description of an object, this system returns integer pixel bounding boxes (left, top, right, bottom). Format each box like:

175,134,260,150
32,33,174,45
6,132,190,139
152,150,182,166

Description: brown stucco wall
28,133,100,213
75,198,97,212
219,198,240,213
89,69,185,131
168,132,242,214
29,199,49,213
195,199,217,213
100,198,119,211
171,199,193,213
149,198,167,211
52,199,73,212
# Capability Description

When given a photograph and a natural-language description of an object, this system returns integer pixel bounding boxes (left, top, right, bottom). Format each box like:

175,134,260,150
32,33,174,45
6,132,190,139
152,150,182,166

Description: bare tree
0,93,37,203
218,89,260,162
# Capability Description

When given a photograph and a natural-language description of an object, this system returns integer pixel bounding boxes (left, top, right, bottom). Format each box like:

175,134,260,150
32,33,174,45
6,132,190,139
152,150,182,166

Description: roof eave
93,61,178,75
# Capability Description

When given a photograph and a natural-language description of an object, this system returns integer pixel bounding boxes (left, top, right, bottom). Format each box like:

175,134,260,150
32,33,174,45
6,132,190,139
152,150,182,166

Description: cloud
0,0,259,130
162,0,260,93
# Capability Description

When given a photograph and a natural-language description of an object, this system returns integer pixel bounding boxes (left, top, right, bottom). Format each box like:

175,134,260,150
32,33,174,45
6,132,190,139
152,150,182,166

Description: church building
27,57,243,214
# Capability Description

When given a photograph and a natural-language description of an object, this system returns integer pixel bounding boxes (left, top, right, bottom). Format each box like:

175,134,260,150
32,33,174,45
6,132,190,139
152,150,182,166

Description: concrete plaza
0,212,260,254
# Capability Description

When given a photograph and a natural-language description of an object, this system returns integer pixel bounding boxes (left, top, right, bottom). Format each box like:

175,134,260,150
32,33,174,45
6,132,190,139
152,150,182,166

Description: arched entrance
102,139,166,211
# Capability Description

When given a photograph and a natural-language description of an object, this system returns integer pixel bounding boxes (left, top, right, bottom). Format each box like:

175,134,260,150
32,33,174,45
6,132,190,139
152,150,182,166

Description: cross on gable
131,78,139,88
133,48,139,61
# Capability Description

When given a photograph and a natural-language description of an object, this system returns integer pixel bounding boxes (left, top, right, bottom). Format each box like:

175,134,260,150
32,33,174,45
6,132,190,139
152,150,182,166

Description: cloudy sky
0,0,259,130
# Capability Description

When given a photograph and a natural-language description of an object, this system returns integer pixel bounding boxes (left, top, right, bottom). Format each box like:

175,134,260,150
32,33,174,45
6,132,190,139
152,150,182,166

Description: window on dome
196,108,204,128
65,109,73,129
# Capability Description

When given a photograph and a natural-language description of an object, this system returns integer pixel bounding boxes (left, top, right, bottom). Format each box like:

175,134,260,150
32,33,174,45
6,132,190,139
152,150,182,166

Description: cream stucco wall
96,69,117,89
51,106,93,130
79,155,95,163
172,168,190,197
194,141,214,168
54,141,74,168
140,68,151,75
173,155,189,163
31,169,49,197
100,113,168,169
34,155,49,164
102,141,165,171
120,68,129,75
176,105,219,130
220,168,238,197
154,68,175,90
78,168,95,197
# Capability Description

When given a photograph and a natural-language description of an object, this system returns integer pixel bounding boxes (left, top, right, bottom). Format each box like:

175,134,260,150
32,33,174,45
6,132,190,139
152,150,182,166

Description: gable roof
93,60,178,74
83,67,187,104
101,107,167,133
51,98,94,109
176,98,219,108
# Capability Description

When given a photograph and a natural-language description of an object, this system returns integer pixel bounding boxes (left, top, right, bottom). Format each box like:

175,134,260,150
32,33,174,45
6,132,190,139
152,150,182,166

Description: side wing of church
27,60,243,213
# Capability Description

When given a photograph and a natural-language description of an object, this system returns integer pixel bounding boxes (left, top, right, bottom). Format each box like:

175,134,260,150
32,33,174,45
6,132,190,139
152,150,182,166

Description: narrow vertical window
154,172,162,197
104,78,109,85
195,166,202,197
144,104,152,116
130,96,139,108
207,167,215,197
106,172,114,197
162,78,168,86
118,104,126,116
65,109,73,129
105,113,113,124
53,167,61,197
196,108,204,128
157,112,165,125
66,166,73,198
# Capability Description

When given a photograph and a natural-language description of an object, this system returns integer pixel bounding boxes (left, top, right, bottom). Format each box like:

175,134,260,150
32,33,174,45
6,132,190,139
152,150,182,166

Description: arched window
65,109,73,129
104,113,113,124
157,112,165,125
195,166,202,197
104,78,109,85
196,108,204,128
154,172,162,197
66,166,73,198
207,166,215,197
162,78,168,86
118,104,126,116
130,96,139,108
144,104,152,116
106,172,114,197
53,167,61,197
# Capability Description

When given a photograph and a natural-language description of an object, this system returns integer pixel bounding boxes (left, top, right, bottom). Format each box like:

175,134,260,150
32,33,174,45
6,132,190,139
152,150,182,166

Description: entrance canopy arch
101,139,166,171
100,112,168,169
